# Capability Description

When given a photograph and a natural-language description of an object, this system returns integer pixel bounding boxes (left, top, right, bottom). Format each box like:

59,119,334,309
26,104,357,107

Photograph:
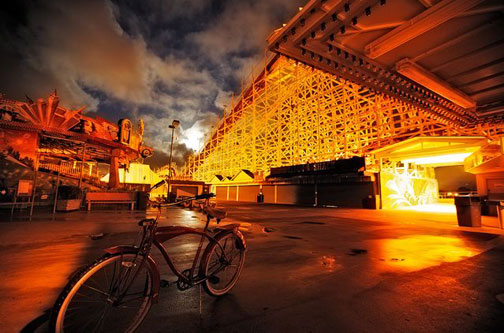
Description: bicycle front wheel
201,232,246,296
50,253,154,333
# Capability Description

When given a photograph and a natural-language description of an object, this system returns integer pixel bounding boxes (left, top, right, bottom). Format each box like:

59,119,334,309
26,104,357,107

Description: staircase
39,161,108,189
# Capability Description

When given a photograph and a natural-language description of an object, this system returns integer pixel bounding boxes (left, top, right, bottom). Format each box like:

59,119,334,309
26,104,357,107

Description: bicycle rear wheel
50,253,154,333
201,232,245,296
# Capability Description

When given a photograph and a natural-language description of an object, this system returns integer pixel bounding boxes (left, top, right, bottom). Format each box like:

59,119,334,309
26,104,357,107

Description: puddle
288,255,343,279
88,233,105,240
348,248,368,256
375,235,476,271
284,235,303,240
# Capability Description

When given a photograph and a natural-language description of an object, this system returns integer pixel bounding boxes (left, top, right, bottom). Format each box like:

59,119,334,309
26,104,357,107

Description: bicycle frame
104,194,246,303
153,225,220,285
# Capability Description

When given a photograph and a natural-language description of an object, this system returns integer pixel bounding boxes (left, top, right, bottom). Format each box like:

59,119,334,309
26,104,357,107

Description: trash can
362,195,376,209
137,191,149,210
257,193,264,203
454,196,481,227
496,201,504,229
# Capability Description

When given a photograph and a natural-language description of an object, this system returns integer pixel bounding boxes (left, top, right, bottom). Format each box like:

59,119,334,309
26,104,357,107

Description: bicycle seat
138,218,156,226
204,206,227,220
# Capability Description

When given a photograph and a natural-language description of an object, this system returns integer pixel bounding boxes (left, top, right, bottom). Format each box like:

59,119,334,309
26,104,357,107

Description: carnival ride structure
0,91,153,190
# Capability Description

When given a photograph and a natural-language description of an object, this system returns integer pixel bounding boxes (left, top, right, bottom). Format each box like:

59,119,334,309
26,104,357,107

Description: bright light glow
101,163,162,185
181,115,218,151
397,203,456,213
381,171,438,209
181,131,203,151
402,152,472,166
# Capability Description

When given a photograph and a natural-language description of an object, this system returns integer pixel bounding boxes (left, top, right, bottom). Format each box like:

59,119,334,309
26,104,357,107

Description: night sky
0,0,304,167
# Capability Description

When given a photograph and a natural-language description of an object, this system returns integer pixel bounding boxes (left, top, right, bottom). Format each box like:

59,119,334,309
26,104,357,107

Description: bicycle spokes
58,255,153,332
207,238,240,281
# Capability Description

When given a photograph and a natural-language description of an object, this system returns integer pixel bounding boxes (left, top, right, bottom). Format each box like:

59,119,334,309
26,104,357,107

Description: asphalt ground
1,202,503,332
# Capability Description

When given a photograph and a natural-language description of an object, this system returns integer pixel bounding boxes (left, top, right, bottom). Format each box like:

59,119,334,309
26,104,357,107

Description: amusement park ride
183,55,504,182
182,0,504,210
0,90,153,191
184,0,504,180
2,0,504,212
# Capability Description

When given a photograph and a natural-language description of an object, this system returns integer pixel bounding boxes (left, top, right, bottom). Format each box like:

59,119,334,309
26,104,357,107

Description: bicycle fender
215,228,247,251
198,228,247,279
104,245,161,303
104,245,139,255
233,229,247,251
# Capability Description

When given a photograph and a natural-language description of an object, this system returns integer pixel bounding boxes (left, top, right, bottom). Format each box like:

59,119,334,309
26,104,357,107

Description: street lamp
167,120,180,202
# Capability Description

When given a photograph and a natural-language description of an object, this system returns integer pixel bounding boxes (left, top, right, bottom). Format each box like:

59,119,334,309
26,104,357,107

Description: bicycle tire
201,232,245,296
49,252,154,333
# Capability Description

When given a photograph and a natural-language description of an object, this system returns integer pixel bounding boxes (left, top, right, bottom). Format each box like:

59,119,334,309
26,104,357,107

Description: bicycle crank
176,269,193,291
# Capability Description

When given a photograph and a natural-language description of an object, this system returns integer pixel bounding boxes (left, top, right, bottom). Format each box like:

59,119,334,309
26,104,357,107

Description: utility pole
167,120,180,202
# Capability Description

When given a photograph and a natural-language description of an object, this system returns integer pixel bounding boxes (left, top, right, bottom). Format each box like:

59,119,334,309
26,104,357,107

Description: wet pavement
1,203,503,332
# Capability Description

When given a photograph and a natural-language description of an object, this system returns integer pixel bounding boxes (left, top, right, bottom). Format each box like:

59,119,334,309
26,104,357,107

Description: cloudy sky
0,0,304,167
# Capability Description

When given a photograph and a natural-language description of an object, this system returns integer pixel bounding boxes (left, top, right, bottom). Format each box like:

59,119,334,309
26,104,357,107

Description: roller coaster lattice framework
183,55,504,182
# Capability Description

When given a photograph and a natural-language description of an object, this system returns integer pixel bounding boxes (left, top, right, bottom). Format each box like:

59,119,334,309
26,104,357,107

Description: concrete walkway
1,203,503,332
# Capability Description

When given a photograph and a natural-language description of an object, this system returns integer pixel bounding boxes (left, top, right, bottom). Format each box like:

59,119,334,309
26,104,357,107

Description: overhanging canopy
268,0,504,124
371,136,487,166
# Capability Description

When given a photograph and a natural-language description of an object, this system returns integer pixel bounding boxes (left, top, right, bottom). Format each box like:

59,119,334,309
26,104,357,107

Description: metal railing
39,161,99,180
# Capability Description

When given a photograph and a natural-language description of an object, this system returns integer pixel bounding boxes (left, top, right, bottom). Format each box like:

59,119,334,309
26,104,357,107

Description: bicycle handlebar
149,179,167,192
150,193,215,208
194,193,215,200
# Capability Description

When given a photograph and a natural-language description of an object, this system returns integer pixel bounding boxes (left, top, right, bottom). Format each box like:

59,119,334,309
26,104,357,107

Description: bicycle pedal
208,275,220,284
160,279,170,288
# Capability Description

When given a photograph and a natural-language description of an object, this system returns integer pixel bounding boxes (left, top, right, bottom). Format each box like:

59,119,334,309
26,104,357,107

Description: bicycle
49,193,247,332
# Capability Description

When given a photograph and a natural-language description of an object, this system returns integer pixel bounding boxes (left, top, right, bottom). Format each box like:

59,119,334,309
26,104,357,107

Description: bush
58,186,82,200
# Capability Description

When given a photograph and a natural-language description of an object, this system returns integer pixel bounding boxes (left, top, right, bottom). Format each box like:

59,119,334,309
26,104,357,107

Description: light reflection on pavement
1,203,503,332
375,235,475,272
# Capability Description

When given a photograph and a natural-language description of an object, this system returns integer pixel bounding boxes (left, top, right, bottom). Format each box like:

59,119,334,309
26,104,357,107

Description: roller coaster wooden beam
183,56,504,182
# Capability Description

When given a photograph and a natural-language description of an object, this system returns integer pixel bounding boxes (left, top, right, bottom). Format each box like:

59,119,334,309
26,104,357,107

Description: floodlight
170,120,180,129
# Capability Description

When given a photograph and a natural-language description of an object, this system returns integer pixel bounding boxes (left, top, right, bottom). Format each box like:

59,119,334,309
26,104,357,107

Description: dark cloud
143,149,169,170
143,142,192,170
172,142,194,166
0,0,305,167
